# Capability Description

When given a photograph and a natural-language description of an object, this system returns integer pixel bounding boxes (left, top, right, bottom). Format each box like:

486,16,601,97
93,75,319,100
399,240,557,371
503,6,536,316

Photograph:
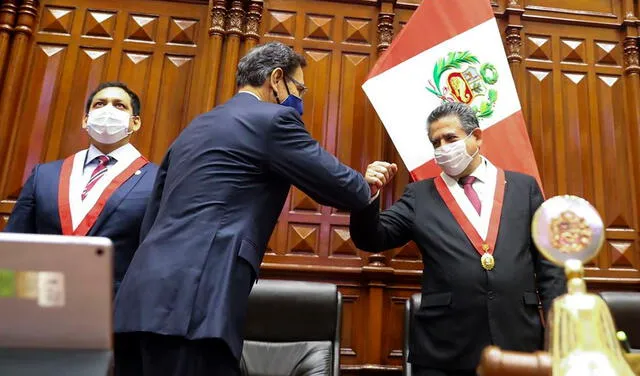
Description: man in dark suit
4,81,158,294
350,102,566,376
113,42,373,376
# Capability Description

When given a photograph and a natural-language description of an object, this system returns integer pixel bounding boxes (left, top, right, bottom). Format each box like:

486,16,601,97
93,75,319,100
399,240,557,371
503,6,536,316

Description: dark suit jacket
113,93,371,360
349,171,566,371
4,158,158,292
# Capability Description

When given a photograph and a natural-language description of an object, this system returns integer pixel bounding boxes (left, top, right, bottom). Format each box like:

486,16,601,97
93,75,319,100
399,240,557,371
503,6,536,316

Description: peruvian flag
363,0,541,186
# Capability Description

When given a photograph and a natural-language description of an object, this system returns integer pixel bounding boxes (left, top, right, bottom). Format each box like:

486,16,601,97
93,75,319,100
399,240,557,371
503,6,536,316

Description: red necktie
460,175,481,215
81,155,110,200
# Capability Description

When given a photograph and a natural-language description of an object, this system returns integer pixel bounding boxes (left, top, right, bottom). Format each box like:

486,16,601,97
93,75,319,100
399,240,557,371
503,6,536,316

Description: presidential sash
434,168,505,270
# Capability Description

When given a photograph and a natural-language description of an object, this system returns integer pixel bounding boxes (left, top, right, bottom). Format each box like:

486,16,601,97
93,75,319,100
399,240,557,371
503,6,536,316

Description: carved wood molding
209,0,226,36
507,0,520,8
244,0,263,43
259,262,640,291
624,37,640,74
377,12,394,54
14,0,38,36
225,0,244,37
506,25,523,63
0,0,19,34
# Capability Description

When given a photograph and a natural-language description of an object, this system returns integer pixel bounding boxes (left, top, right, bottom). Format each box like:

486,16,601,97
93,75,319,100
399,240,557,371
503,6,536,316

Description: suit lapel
51,162,63,233
87,166,148,236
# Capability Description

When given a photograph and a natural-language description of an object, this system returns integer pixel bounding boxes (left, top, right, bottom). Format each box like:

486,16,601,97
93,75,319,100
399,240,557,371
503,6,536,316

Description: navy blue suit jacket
4,158,158,292
114,93,371,360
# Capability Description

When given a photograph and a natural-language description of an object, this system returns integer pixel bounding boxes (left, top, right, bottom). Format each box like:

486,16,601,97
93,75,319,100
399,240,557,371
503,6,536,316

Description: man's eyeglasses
287,76,307,96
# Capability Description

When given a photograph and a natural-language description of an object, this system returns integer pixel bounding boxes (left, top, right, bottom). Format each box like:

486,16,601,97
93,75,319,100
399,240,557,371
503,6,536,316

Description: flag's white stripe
363,18,521,171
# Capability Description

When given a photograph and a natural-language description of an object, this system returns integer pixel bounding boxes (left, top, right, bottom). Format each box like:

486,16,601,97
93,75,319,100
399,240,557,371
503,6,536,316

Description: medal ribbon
434,168,505,260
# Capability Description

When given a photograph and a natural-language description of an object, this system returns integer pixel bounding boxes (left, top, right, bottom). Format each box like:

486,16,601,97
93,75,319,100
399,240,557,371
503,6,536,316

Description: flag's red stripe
409,111,543,194
367,0,494,80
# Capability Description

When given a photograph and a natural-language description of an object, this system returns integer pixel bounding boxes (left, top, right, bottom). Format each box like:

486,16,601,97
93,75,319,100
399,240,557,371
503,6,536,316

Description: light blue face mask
274,77,304,116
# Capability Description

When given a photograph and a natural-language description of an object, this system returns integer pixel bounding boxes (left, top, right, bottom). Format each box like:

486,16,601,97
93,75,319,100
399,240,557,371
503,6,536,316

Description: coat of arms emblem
426,51,499,118
549,210,593,254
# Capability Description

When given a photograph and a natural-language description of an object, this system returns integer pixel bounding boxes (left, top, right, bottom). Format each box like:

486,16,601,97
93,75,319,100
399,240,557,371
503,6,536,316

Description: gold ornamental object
531,195,635,376
480,253,494,271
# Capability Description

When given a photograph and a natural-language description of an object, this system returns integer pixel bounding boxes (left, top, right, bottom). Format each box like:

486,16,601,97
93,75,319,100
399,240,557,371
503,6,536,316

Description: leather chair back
598,291,640,352
240,279,342,376
403,293,421,376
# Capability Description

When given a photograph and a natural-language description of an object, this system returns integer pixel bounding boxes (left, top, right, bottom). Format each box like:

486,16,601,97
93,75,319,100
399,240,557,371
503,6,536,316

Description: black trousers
114,332,239,376
412,364,476,376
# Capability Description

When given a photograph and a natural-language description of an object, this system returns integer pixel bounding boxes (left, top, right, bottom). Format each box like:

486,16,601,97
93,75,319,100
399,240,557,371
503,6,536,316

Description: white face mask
86,105,132,144
434,133,479,177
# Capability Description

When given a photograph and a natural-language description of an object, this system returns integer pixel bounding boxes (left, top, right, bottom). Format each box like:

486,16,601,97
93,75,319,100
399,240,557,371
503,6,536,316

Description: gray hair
236,42,307,88
427,102,479,139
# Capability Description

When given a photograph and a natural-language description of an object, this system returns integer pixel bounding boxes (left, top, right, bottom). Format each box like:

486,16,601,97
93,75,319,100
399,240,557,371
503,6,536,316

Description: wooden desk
477,347,640,375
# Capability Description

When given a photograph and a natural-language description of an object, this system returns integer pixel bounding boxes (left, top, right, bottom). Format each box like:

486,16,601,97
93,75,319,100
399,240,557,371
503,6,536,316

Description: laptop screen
0,233,113,350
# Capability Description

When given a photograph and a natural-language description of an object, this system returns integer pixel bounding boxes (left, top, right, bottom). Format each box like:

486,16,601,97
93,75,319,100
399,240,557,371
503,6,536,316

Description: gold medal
481,253,495,271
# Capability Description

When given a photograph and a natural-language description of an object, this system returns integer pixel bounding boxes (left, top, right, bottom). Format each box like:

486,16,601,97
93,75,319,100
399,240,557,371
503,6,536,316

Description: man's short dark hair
427,102,479,139
236,42,307,88
85,81,141,116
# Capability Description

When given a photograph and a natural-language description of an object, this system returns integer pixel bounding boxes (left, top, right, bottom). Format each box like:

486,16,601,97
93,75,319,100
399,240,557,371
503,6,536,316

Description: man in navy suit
4,81,158,294
114,42,374,376
350,102,566,376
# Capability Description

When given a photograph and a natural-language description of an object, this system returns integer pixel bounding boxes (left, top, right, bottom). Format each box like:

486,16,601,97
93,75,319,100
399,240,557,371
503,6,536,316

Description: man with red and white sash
350,102,566,376
4,81,158,294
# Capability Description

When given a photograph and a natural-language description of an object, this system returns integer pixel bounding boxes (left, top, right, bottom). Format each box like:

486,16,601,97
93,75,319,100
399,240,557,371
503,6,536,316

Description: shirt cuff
368,191,380,204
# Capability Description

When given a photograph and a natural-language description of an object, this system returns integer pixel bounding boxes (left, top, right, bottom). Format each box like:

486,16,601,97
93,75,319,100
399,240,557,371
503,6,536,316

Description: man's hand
365,161,398,197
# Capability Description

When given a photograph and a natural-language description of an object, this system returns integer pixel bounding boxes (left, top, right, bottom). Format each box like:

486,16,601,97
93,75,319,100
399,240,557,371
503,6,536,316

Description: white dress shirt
440,157,497,240
69,143,141,230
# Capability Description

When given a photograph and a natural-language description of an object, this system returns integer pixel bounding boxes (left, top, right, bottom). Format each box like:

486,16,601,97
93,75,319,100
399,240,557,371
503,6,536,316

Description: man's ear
130,115,141,132
473,128,483,146
269,68,284,91
82,114,89,129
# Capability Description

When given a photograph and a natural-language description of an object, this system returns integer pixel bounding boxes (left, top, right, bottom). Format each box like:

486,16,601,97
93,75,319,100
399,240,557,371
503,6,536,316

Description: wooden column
240,0,263,57
361,265,394,368
217,0,244,103
0,0,19,87
623,0,635,20
505,0,524,109
359,5,396,370
623,24,640,250
370,8,395,268
204,0,227,110
0,0,38,198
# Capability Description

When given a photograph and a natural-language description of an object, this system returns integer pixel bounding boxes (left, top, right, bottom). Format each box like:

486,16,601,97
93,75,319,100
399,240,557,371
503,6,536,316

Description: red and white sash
58,150,148,236
434,168,506,260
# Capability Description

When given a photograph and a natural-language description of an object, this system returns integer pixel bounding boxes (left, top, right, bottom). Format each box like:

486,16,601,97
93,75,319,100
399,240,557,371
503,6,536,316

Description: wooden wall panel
14,44,68,185
520,21,640,282
0,0,209,204
258,0,381,269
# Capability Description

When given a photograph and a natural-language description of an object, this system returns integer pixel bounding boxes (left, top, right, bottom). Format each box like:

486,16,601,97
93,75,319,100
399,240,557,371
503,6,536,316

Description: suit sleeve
267,108,371,211
4,166,38,233
349,184,415,253
139,157,169,242
530,178,567,315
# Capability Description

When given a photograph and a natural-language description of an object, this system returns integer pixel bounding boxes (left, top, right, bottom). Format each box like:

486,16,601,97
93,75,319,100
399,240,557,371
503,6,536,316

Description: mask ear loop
465,130,480,158
284,78,292,96
273,78,292,104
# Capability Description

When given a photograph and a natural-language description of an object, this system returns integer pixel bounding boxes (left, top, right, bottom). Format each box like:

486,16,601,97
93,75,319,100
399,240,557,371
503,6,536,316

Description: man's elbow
349,225,381,253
